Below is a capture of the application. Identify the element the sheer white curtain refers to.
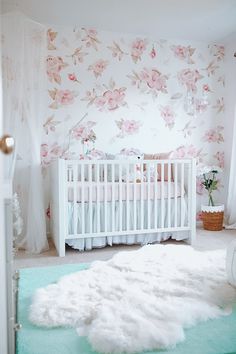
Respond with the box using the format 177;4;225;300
2;12;49;253
225;106;236;228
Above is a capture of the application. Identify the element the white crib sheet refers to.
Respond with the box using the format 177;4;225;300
66;198;188;251
68;181;181;202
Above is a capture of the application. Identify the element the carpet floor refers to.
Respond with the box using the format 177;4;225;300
17;263;236;354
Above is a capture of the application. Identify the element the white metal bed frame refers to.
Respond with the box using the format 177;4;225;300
50;158;196;256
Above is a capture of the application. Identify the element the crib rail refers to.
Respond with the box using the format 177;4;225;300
50;158;196;256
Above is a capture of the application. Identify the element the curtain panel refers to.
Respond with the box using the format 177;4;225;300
2;12;49;253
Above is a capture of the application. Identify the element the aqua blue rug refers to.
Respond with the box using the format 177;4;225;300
17;263;236;354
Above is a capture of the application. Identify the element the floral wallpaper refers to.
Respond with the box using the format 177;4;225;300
42;26;225;212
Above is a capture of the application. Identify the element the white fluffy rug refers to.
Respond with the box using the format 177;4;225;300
29;245;236;353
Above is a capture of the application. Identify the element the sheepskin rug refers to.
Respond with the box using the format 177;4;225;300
29;245;236;353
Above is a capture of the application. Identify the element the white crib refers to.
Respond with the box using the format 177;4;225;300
50;158;196;256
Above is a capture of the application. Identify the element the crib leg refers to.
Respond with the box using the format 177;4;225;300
52;231;65;257
58;242;65;257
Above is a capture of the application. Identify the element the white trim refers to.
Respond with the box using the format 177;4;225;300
201;204;224;213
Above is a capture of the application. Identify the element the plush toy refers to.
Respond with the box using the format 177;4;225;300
121;154;146;182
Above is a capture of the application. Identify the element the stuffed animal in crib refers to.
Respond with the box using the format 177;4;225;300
121;154;146;183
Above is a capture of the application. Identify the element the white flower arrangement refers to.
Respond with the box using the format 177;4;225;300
197;165;222;206
197;165;222;176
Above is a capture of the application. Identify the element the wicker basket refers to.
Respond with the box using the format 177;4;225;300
201;205;224;231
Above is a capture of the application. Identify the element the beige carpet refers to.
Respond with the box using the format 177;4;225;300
15;227;236;269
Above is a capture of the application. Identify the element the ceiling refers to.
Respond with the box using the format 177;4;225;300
2;0;236;42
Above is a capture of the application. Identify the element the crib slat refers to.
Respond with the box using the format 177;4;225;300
154;162;158;229
73;165;78;236
104;163;108;233
111;164;115;232
168;162;171;228
174;162;178;227
140;162;144;230
68;167;72;182
181;163;185;227
126;163;130;231
188;162;191;228
96;164;100;233
81;164;85;235
133;163;137;231
147;163;151;230
119;163;122;231
89;164;92;234
161;162;164;228
103;164;107;232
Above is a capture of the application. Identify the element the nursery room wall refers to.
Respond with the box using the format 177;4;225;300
42;26;225;212
2;0;230;215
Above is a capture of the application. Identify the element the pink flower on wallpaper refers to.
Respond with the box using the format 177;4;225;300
107;41;128;61
46;56;68;84
47;28;57;50
41;143;49;159
202;126;224;144
128;68;168;97
100;88;126;110
213;97;225;113
140;68;168;92
202;84;211;92
171;146;186;159
87;149;105;159
171;45;195;64
50;143;64;157
131;38;147;63
49;88;77;109
170;145;206;163
81;28;101;50
69;47;88;65
150;46;157;59
116;118;142;138
46;205;50;219
159;105;176;130
43;115;61;134
119;148;143;157
91;89;126;111
88;59;109;78
209;44;224;61
94;96;107;109
82;79;127;112
178;68;203;93
180;121;196;138
196;177;204;195
40;143;64;166
71;121;96;144
195;99;208;114
68;73;80;83
218;76;225;87
214;152;224;168
204;61;220;77
62;150;77;161
196;211;203;221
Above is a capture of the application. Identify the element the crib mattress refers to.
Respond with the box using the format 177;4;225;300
68;181;182;203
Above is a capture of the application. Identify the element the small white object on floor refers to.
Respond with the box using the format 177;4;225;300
29;244;236;354
226;240;236;287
